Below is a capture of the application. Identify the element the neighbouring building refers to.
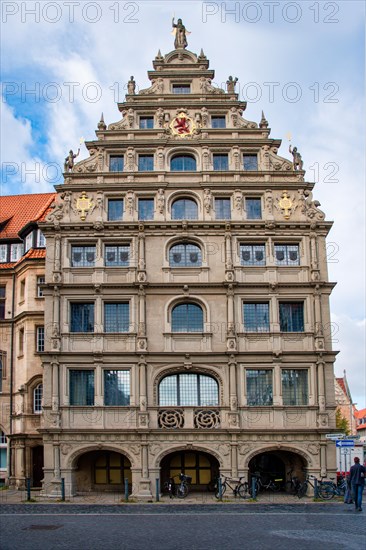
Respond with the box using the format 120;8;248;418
39;24;338;498
355;409;366;443
0;193;55;487
335;371;358;435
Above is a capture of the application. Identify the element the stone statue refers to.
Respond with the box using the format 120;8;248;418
172;17;189;49
128;76;136;95
203;189;212;213
289;145;304;171
157;189;165;214
234;190;243;212
126;190;135;215
64;149;80;172
226;76;238;93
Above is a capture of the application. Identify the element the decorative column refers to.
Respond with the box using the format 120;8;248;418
226;285;237;352
51;286;61;352
314;286;325;351
138;357;149;429
231;436;238;478
137;286;147;353
309;232;320;281
51;360;60;412
137;226;147;282
224;226;234;282
316;357;329;430
136;439;153;500
228;355;239;429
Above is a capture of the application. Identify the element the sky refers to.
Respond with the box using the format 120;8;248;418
1;0;365;408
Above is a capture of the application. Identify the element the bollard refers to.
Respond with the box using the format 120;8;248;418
125;478;129;502
61;478;65;501
314;477;318;498
218;477;222;501
156;478;160;502
26;478;31;501
251;477;257;500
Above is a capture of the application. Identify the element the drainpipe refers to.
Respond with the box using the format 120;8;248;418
8;271;16;483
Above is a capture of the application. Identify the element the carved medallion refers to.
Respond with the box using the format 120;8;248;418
170;112;196;137
75;191;94;221
277;190;294;220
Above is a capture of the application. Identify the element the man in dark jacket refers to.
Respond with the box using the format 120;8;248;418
349;457;365;511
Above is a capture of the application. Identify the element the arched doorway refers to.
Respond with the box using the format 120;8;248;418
75;450;131;493
160;450;219;492
248;450;307;491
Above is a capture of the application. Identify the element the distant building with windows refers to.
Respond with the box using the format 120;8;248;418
6;31;339;497
0;193;55;487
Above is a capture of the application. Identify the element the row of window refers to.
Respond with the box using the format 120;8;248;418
138;114;228;128
67;370;309;407
0;229;46;264
0;277;45;321
109;153;258;172
69;243;300;269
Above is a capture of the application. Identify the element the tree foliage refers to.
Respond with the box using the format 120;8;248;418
336;408;350;435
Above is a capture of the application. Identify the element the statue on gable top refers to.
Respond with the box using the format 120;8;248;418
172;17;190;49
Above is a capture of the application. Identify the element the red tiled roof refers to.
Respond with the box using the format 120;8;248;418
0;247;47;270
0;193;56;239
336;377;348;397
355;408;366;419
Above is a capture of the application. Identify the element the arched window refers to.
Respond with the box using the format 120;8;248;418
171;198;198;220
169;243;202;267
33;383;43;414
159;373;219;406
170;155;196;171
0;430;7;471
172;303;203;332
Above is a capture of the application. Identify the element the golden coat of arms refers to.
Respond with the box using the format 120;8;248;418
170;112;195;137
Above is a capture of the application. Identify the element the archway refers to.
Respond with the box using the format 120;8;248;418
160;450;219;492
248;450;307;491
75;450;131;493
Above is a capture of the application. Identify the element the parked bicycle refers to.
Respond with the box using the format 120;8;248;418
297;474;333;499
286;469;301;495
249;473;283;495
215;476;249;499
164;473;192;499
317;474;347;500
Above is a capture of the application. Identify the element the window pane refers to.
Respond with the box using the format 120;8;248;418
159;375;178;406
138;155;154;171
108;199;123;221
34;384;43;413
246;370;273;406
36;326;45;352
0;287;5;320
215;198;231;220
282;370;308;406
139;117;154;129
243;155;258;171
109;156;124;172
171;199;198;220
199;376;219;406
104;370;130;406
172;303;203;332
169;243;202;267
179;374;198;406
243;303;269;332
10;243;23;262
274;244;300;266
37;276;45;298
211;117;226;128
105;245;129;267
71;246;96;267
213;154;228;171
37;230;46;248
138;199;154;220
70;370;94;406
104;303;129;333
70;303;94;332
171;155;196;171
172;85;190;94
240;245;265;266
279;303;304;332
246;198;262;219
159;374;218;407
0;245;7;263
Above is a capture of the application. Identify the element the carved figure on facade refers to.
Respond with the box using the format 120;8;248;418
265;189;274;216
73;191;95;221
139;78;164;95
232;146;241;170
127;76;136;95
200;107;209;128
64;149;80;172
203;189;212;213
234;190;243;213
156;107;165;128
200;77;224;95
289;144;304;171
172;18;190;49
47;191;72;222
109;108;135;130
268;148;293;171
156;189;165;214
230;107;257;129
274;191;298;220
125;190;135;215
226;76;238;93
125;147;136;171
302;190;325;221
170;112;196;137
202;147;210;170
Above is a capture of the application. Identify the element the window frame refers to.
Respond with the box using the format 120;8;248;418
215;198;231;220
172;84;191;94
69;369;95;406
138;154;154;172
70;302;95;333
138;198;154;220
243;154;258;171
246;369;273;406
104;244;130;267
0;286;5;320
104;302;130;333
109;155;124;172
171;303;204;333
282;369;309;406
139;116;154;129
37;276;45;298
169;242;202;268
103;369;131;406
211;116;226;129
279;302;305;332
170;155;197;172
107;199;124;221
33;383;43;413
0;244;7;263
274;244;300;266
159;373;219;407
70;245;96;268
243;302;270;333
171;198;198;220
36;326;45;353
213;154;229;171
245;198;262;220
240;244;266;267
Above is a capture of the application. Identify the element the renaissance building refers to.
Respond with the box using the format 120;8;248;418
40;24;338;498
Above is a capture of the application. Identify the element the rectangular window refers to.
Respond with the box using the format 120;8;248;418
0;353;5;393
282;370;308;406
19;328;24;355
69;370;94;406
37;276;45;298
109;156;124;172
172;84;190;94
240;244;265;266
0;245;7;263
0;287;5;320
20;280;25;302
211;116;226;128
138;155;154;171
10;243;23;262
108;199;123;221
138;198;154;220
274;244;300;266
37;230;46;248
36;326;45;352
105;245;130;267
70;303;94;333
215;198;231;220
213;154;229;171
279;302;304;332
25;232;33;253
246;370;273;406
104;370;130;406
243;154;258;171
243;303;270;332
246;198;262;219
139;116;154;129
104;303;129;333
71;246;96;267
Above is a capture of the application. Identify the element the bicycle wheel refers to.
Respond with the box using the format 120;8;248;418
271;481;282;492
297;481;308;498
318;484;334;500
215;483;226;499
237;483;249;499
176;483;188;499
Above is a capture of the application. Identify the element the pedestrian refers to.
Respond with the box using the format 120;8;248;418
349;457;365;512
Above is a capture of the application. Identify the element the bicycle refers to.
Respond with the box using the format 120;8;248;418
317;474;347;500
297;474;333;499
249;473;283;495
215;476;249;499
163;473;192;499
286;469;301;495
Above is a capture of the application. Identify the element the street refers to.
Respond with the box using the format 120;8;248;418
0;504;364;550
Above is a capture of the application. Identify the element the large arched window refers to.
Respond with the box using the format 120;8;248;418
169;243;202;267
33;383;43;413
171;198;198;220
170;154;196;171
159;373;219;406
172;303;203;332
